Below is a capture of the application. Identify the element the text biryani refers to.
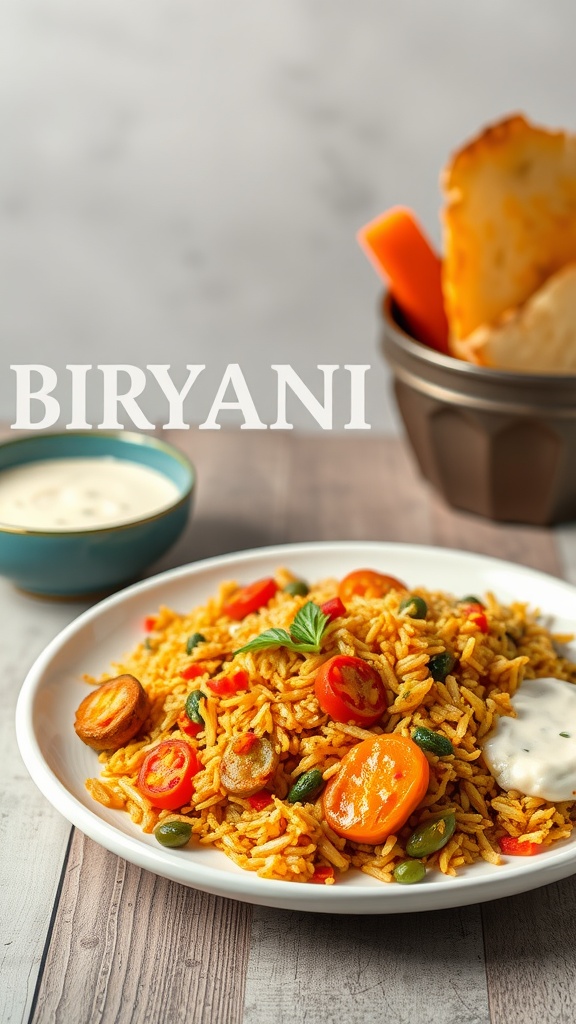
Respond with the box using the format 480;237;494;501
75;568;576;885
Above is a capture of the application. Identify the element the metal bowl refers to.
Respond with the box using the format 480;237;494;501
382;294;576;525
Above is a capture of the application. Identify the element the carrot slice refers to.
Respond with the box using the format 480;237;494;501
323;734;429;844
357;206;449;354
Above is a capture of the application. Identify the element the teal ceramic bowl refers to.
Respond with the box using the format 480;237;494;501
0;432;195;597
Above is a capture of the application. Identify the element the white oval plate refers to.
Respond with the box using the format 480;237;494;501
15;541;576;914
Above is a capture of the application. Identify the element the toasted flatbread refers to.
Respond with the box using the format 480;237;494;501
451;262;576;373
442;114;576;340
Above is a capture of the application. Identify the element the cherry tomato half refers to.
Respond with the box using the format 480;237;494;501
137;738;200;810
222;577;278;620
338;570;407;603
314;655;387;726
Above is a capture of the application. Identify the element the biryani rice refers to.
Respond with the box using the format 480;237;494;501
84;570;576;883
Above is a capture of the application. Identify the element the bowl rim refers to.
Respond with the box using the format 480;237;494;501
0;430;195;538
382;292;576;384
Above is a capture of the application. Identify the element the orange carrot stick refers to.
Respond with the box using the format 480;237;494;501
357;206;449;354
323;734;430;845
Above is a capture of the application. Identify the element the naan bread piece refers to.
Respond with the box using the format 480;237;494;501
451;262;576;373
442;114;576;340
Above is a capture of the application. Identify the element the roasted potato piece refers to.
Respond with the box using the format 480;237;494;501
74;674;150;751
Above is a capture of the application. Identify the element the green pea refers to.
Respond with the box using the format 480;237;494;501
428;651;456;681
411;727;454;757
393;859;426;885
186;633;206;655
287;768;324;804
461;595;483;607
399;595;428;619
406;812;456;858
185;690;206;725
154;820;192;848
284;580;310;597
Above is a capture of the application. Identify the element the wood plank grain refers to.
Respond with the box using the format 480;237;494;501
428;491;564;576
482;879;576;1024
154;431;293;571
30;830;251;1024
0;578;90;1024
280;435;432;543
245;906;489;1024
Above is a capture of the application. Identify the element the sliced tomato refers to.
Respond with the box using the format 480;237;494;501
137;738;200;810
223;577;278;620
499;836;540;856
314;654;387;726
320;597;346;622
338;570;407;603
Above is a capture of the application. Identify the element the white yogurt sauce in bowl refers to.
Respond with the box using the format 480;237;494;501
482;677;576;801
0;457;181;532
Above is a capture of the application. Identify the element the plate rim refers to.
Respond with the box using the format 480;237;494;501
15;539;576;914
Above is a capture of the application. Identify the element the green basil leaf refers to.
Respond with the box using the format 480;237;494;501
234;601;331;656
234;628;294;654
289;602;329;648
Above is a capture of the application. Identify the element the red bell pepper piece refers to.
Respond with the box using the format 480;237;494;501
311;865;335;884
248;790;274;811
177;712;202;738
181;664;206;680
463;603;489;633
320;597;346;622
208;670;249;696
499;836;541;856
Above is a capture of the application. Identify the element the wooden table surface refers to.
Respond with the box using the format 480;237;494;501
4;429;576;1024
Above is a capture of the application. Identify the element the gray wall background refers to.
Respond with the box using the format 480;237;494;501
1;0;575;432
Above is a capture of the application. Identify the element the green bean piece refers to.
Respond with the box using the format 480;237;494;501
428;651;456;681
185;690;207;725
154;820;192;848
399;595;428;619
393;859;426;885
411;727;454;757
406;812;456;858
186;633;206;655
283;580;310;597
287;768;324;804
